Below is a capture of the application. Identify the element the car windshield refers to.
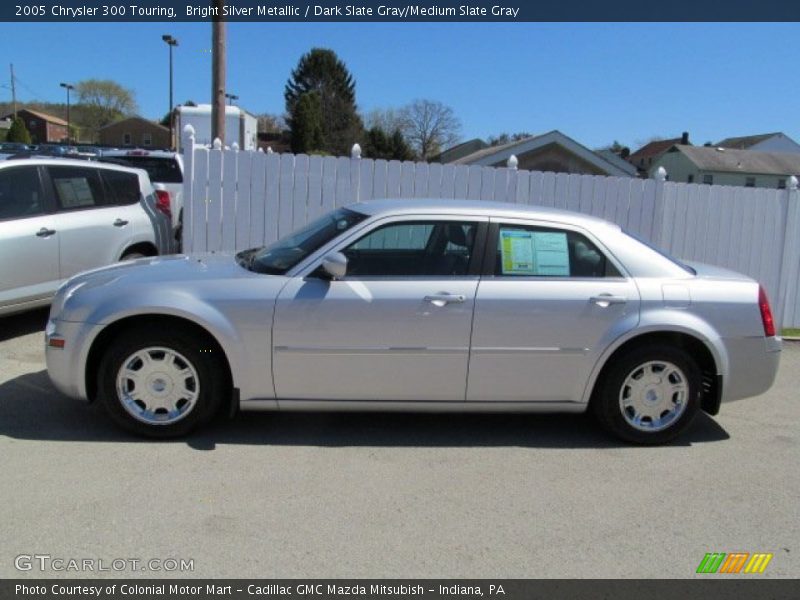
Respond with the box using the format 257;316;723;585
239;207;368;275
102;156;183;183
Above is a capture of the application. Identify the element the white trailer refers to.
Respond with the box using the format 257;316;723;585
176;104;257;152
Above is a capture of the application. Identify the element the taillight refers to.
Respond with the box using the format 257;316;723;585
155;190;172;219
758;285;775;337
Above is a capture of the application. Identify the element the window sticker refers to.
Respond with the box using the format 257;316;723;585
532;231;570;276
54;177;95;208
500;229;571;276
500;229;535;274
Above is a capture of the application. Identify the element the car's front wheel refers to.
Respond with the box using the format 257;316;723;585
593;345;701;444
97;326;226;437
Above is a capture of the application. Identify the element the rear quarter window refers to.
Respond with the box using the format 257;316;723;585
101;169;141;206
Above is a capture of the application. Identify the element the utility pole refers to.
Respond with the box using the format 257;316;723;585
162;34;179;149
10;64;17;118
60;83;74;144
211;0;226;144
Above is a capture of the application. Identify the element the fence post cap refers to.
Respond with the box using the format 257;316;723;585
351;143;362;159
182;124;195;137
257;147;264;153
655;166;667;181
789;175;799;190
507;154;518;170
231;142;239;152
212;138;222;150
266;146;274;154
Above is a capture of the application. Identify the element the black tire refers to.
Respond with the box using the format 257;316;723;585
120;250;146;261
97;325;227;438
592;344;701;445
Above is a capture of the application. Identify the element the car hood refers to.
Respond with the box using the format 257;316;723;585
52;253;289;323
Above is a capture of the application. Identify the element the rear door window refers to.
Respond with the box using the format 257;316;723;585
47;165;108;210
494;224;620;278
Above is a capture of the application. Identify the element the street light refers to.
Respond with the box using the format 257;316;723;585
59;82;74;144
162;34;178;149
225;93;238;106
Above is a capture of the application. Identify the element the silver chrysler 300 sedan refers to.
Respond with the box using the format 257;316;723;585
45;199;781;443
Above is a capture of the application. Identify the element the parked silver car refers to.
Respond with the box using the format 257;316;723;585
0;158;172;316
45;199;781;443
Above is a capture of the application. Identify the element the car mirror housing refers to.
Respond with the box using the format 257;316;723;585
320;251;348;280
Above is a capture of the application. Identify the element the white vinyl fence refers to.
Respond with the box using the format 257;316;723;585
181;126;800;328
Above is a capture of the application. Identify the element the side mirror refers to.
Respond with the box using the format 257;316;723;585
320;251;348;280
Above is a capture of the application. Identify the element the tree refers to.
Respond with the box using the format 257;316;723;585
488;132;532;147
290;92;324;154
398;99;461;160
6;117;31;144
364;107;404;135
74;79;137;137
256;113;285;134
285;48;363;156
364;126;414;161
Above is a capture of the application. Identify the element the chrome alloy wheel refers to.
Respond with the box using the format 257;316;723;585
618;360;689;432
115;347;200;425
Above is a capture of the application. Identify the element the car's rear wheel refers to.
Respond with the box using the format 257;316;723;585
97;326;226;437
593;345;701;444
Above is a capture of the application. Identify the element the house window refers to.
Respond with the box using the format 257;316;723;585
778;179;786;189
143;133;152;147
745;177;756;187
29;119;37;126
687;174;694;183
703;174;713;185
123;133;132;146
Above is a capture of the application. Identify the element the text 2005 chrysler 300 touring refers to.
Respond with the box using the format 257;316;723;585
46;199;781;443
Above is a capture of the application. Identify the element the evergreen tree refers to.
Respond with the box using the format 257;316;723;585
364;127;414;161
290;92;324;154
285;48;363;156
6;117;31;144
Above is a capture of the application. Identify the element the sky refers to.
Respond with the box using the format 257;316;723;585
1;22;799;150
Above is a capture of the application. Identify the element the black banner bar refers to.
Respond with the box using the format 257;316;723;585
2;1;799;22
3;580;800;600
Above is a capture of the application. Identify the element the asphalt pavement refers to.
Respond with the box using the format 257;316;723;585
1;308;798;578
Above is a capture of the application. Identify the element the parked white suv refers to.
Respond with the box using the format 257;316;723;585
99;150;184;236
0;158;172;316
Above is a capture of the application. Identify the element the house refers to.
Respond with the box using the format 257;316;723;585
445;130;635;177
98;116;170;149
0;109;68;143
715;132;800;154
650;144;800;189
431;138;489;163
627;132;690;176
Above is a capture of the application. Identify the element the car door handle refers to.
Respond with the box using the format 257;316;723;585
36;228;56;237
590;294;627;307
113;219;129;227
424;294;466;307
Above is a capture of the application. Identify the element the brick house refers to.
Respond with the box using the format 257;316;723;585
1;109;68;143
98;117;171;149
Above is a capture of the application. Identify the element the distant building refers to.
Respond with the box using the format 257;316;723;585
443;130;635;177
431;138;489;163
0;108;68;144
627;132;690;176
650;144;800;189
715;132;800;154
98;117;170;149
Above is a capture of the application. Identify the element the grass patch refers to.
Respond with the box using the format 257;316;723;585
782;328;800;337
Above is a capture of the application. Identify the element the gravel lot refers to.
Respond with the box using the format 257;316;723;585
1;308;798;578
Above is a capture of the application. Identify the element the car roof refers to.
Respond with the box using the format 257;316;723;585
349;198;617;229
0;156;147;176
102;149;178;158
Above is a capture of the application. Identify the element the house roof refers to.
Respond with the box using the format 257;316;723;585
448;130;633;177
668;144;800;176
98;116;169;132
715;132;781;149
433;138;488;163
628;138;683;161
1;108;68;127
